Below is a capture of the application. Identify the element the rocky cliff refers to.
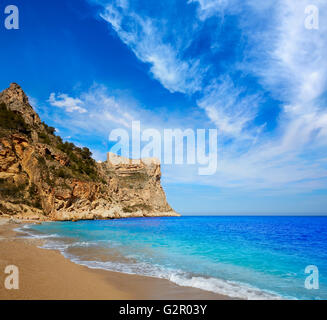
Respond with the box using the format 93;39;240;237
0;83;179;221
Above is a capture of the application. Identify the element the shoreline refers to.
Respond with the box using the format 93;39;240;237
0;218;230;300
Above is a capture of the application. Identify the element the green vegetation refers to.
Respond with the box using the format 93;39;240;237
123;204;152;213
0;103;30;135
0;101;100;183
42;122;56;135
0;178;42;209
56;142;98;181
28;182;38;197
56;167;73;179
37;155;47;167
119;171;147;190
38;131;51;144
24;182;42;210
37;123;99;182
0;178;27;198
28;182;42;209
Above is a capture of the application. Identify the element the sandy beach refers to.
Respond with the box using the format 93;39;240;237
0;218;229;300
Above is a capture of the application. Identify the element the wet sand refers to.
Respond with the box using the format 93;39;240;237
0;218;230;300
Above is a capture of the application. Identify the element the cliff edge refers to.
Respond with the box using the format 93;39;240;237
0;83;179;221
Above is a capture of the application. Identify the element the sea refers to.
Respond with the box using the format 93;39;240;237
18;216;327;300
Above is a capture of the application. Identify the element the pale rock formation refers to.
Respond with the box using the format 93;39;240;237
0;83;179;221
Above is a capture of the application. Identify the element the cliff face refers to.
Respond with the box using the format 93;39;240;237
0;83;179;221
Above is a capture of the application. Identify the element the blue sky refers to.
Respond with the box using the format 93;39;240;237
1;0;327;214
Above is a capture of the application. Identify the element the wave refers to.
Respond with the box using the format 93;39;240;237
14;225;60;239
37;242;283;299
17;224;285;300
67;256;282;300
168;274;282;300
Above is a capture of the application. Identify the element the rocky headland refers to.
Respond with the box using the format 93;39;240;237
0;83;179;221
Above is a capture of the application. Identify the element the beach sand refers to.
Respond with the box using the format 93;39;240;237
0;218;229;300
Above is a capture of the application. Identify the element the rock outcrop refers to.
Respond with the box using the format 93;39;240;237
0;83;179;221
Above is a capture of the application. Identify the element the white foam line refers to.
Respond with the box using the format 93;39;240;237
14;224;60;239
44;241;285;300
18;226;290;300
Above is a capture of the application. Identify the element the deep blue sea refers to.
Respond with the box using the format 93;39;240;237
20;216;327;300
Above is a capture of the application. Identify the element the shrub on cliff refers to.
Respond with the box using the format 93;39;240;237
0;102;30;135
56;142;98;181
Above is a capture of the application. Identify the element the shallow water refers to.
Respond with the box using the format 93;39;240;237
21;216;327;300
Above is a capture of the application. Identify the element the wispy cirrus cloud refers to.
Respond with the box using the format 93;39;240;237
241;0;327;152
189;0;230;20
194;0;327;191
98;1;205;94
197;76;262;138
91;0;259;138
85;0;327;195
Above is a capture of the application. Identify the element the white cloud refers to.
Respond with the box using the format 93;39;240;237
48;93;87;114
99;2;204;94
249;0;326;104
83;0;327;194
96;0;259;140
210;0;327;191
48;84;140;132
188;0;229;20
163;0;327;192
197;76;261;138
242;0;327;157
81;86;134;128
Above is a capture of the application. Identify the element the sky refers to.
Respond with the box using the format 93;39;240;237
0;0;327;215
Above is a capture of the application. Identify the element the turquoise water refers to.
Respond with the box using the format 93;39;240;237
22;216;327;299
